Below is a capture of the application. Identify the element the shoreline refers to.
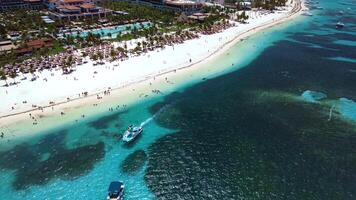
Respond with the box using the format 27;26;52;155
0;0;304;133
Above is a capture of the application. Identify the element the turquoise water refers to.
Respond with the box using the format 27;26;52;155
301;90;327;102
67;22;151;38
1;0;356;199
333;39;356;46
0;98;170;199
328;56;356;63
337;98;356;121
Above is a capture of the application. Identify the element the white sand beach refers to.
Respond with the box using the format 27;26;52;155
0;0;304;137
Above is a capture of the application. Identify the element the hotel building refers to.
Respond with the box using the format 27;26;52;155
0;0;44;10
46;0;112;20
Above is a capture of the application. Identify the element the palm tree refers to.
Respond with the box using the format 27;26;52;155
82;52;88;57
9;72;17;84
110;49;117;58
98;52;104;61
91;53;99;61
19;66;26;79
142;41;147;51
0;70;8;86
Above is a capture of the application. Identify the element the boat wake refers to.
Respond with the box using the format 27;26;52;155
140;104;169;127
140;117;153;127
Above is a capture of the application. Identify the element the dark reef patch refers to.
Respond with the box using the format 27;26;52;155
149;102;181;129
145;8;356;199
146;87;356;199
101;130;123;140
0;129;105;190
121;150;147;174
87;111;127;130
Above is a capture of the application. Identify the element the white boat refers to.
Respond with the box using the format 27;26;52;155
335;22;345;29
107;181;124;200
122;125;143;142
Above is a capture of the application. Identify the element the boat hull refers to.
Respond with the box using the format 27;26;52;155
122;128;143;142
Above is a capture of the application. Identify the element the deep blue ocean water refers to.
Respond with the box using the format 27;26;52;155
0;0;356;199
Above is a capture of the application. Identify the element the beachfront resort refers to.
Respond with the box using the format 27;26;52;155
0;0;294;117
0;0;288;74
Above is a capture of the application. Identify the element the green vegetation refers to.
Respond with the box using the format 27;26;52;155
254;0;288;10
0;2;228;69
0;10;47;39
102;1;228;32
0;0;287;76
101;1;176;25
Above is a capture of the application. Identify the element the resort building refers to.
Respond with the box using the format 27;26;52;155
46;0;113;20
0;40;16;54
16;38;53;55
0;0;44;10
187;12;210;21
237;0;252;9
164;0;203;12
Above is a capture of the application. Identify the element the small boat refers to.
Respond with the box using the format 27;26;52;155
107;181;124;200
122;125;143;142
335;22;345;29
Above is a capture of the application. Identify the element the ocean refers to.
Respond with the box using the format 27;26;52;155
0;0;355;199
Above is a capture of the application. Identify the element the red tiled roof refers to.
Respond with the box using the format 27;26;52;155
64;5;80;10
17;38;53;54
80;3;95;9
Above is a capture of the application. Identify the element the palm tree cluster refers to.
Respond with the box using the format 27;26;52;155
100;1;176;27
235;11;249;22
253;0;288;10
0;48;84;85
83;44;128;63
0;9;47;39
194;20;233;35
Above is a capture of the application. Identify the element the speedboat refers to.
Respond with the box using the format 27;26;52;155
107;181;124;200
122;125;143;142
335;22;345;29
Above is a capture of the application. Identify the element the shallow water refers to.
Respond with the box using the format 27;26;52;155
1;0;356;199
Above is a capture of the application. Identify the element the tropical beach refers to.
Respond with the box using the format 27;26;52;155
0;0;302;131
1;0;356;199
